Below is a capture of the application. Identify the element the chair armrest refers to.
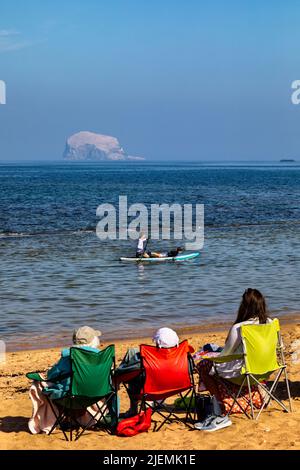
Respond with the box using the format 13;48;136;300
26;371;70;382
202;353;244;363
26;372;45;381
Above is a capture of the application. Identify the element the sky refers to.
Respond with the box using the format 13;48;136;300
0;0;299;161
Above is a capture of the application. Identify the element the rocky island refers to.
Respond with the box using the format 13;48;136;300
63;131;144;161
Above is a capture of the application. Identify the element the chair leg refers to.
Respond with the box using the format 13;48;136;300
46;396;69;441
246;375;254;419
262;370;283;410
218;377;252;419
141;390;196;432
253;372;290;420
283;367;293;412
180;389;196;425
48;412;67;439
75;393;118;441
69;401;73;442
101;394;118;433
139;397;145;413
143;398;173;432
146;400;171;431
190;390;197;424
154;396;195;431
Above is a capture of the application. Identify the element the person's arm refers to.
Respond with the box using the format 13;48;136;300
221;324;241;355
47;350;71;382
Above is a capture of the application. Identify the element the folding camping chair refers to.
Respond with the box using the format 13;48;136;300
27;344;117;441
208;319;292;420
137;340;196;431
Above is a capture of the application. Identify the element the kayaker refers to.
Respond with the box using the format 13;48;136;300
136;233;149;258
167;246;184;257
148;247;184;258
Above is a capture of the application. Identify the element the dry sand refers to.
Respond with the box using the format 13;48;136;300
0;319;299;450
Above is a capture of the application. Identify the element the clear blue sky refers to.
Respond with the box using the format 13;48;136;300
0;0;299;161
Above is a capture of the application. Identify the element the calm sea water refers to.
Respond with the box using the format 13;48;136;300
0;162;299;350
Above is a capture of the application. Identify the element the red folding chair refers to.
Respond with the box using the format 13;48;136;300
138;340;196;431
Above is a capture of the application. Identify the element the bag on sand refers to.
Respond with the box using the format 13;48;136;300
195;394;222;421
116;408;152;437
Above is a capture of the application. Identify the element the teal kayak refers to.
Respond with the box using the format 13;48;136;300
120;252;200;263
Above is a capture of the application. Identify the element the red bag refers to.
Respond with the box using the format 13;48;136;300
116;408;152;437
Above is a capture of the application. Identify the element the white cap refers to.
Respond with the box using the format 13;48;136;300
152;327;179;348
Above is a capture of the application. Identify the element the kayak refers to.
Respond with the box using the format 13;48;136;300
120;252;200;263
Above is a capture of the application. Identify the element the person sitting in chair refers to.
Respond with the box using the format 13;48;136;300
116;327;191;417
28;326;103;434
196;288;273;429
45;326;102;399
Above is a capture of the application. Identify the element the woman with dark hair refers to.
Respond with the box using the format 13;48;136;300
195;289;273;429
220;288;270;359
233;288;268;325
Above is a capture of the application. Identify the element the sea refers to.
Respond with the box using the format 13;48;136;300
0;161;299;350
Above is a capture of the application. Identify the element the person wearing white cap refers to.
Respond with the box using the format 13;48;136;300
119;327;182;418
152;327;179;348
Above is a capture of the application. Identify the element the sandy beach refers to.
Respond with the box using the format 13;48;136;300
0;317;299;451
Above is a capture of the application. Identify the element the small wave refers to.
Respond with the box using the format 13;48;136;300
0;232;31;238
205;220;300;229
0;219;299;239
0;227;96;239
71;228;95;234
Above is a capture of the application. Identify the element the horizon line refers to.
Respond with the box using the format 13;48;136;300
0;159;299;165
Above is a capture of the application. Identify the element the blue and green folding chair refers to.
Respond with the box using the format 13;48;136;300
27;344;117;441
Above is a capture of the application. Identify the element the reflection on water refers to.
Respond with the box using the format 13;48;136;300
137;264;145;279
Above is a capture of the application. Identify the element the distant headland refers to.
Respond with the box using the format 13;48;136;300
280;159;295;162
63;131;145;161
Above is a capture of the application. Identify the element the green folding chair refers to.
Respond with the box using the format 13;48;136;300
208;319;292;419
27;344;117;441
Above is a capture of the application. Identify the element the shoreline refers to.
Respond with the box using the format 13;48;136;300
4;311;300;353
